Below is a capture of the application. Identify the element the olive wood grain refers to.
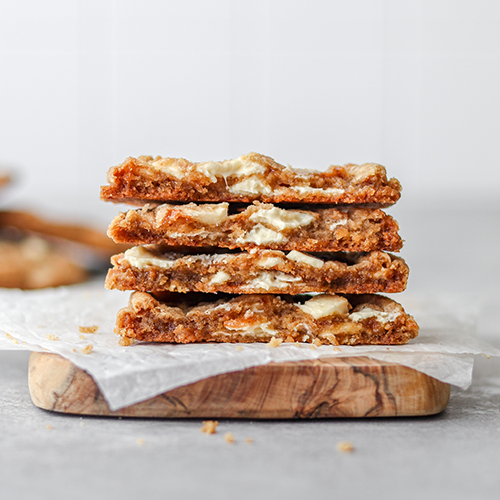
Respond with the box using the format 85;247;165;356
28;352;450;418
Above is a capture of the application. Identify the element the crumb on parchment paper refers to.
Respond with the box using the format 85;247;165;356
46;334;60;341
235;345;243;351
224;432;235;444
137;438;145;446
200;420;218;434
267;337;282;348
80;344;93;354
119;336;134;346
5;333;19;344
46;425;53;430
79;325;99;334
245;437;253;444
336;441;354;453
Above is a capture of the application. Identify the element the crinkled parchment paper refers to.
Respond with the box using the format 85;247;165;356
0;281;498;411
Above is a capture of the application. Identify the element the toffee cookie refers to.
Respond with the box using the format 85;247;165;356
106;246;408;295
107;202;402;252
101;153;401;206
115;292;418;346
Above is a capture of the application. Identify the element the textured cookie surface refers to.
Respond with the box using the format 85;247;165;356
115;292;419;346
107;202;402;252
106;246;408;294
101;153;401;205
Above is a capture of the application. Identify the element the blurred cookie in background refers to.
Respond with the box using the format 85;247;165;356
0;210;130;289
0;172;128;288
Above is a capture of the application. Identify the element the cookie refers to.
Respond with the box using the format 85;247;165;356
101;153;401;206
105;246;408;295
115;291;418;346
0;236;87;289
107;202;402;252
0;210;128;256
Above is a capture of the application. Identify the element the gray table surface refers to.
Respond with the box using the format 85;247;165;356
1;200;500;500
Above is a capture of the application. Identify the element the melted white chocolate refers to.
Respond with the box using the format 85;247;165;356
249;206;314;231
287;250;324;268
298;295;349;319
349;307;400;323
123;246;175;269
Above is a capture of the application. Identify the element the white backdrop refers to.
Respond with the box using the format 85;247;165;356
1;0;499;224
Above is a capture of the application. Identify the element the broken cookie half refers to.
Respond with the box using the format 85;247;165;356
106;246;409;295
115;292;418;346
101;152;401;206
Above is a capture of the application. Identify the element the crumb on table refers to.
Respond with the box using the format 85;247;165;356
200;420;219;434
336;441;354;453
118;336;134;346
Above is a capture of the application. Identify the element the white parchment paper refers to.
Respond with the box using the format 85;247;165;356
0;281;498;410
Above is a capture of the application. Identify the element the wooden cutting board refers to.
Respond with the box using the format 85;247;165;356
28;352;450;418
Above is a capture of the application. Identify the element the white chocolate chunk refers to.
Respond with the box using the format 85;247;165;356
329;219;348;230
287;250;324;269
247;272;302;291
180;203;229;225
123;246;175;269
298;295;349;319
229;177;272;195
195;156;266;182
258;256;283;268
349;306;400;324
249;206;314;231
209;271;231;285
236;224;285;245
350;163;381;183
151;159;186;180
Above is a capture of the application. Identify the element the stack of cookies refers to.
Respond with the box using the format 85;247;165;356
102;153;418;346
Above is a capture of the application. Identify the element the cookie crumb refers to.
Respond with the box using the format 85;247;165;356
245;437;253;444
72;348;77;353
46;334;60;341
333;347;342;352
80;344;93;354
313;339;322;347
309;344;317;350
285;335;295;343
119;336;134;346
79;325;99;334
235;346;243;351
137;438;145;446
79;335;86;340
336;441;354;453
267;337;283;348
200;420;219;434
224;432;235;444
46;424;53;430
